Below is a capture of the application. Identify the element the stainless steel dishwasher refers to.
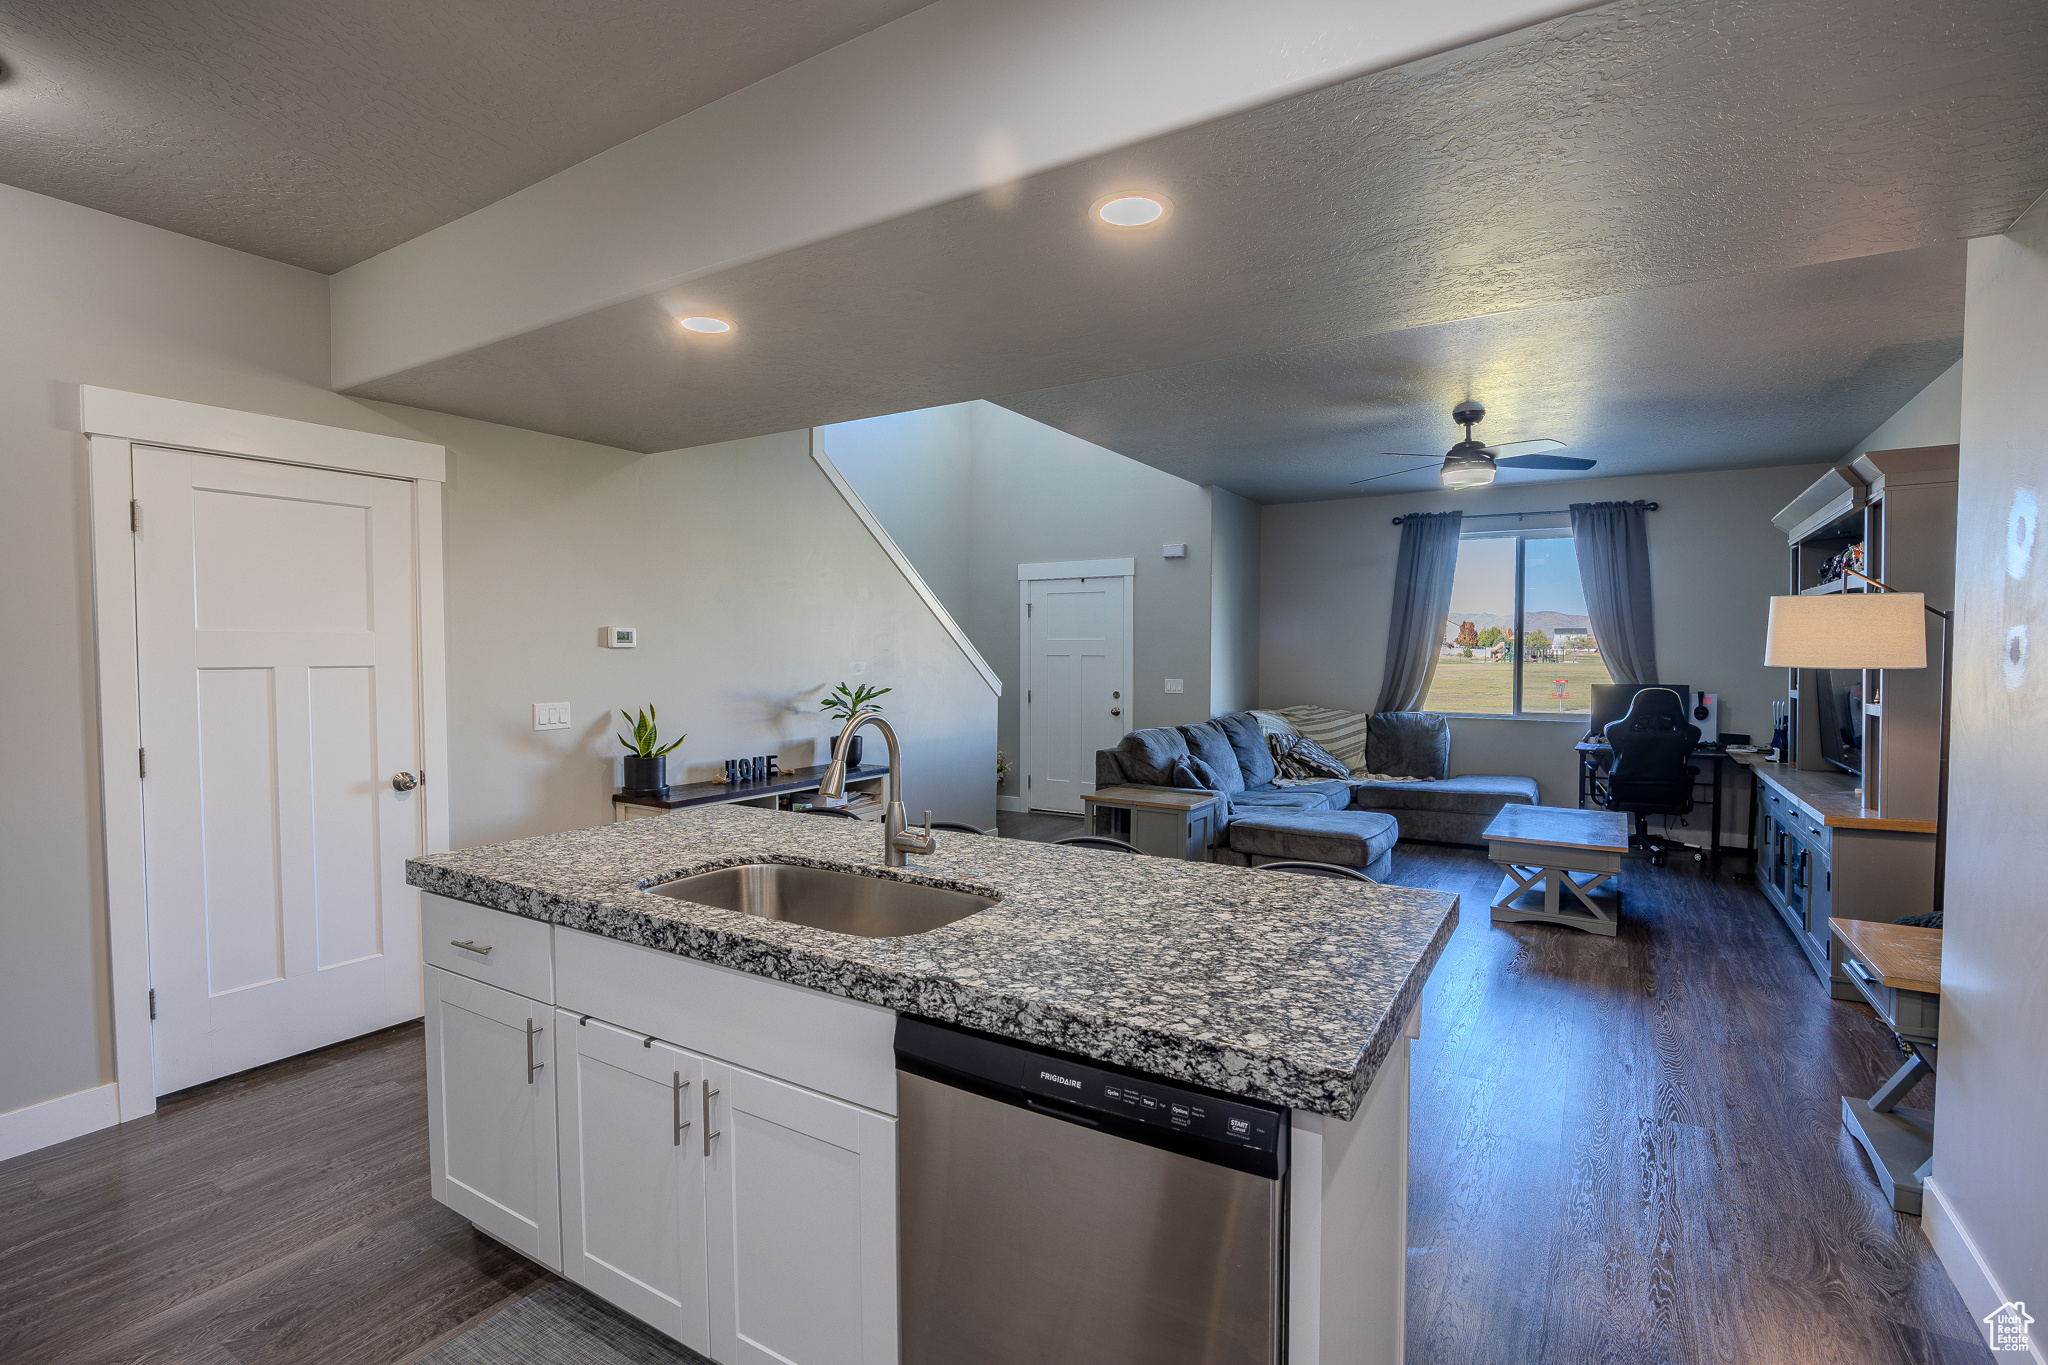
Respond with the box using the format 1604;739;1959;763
896;1016;1289;1365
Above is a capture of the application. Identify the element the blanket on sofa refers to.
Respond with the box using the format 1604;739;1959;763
1251;707;1424;785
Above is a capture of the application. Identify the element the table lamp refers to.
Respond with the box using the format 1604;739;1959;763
1762;567;1950;912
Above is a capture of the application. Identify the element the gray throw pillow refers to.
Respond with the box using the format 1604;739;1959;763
1178;720;1247;794
1215;712;1278;789
1269;731;1351;779
1115;726;1190;786
1169;757;1233;820
1368;711;1451;780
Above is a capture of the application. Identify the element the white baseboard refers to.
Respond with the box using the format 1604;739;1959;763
997;795;1027;813
0;1083;121;1164
1924;1174;2045;1362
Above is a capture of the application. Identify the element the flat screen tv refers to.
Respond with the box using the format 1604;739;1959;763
1813;669;1863;774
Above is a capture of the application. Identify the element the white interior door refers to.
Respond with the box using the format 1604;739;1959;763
1025;576;1130;814
134;445;425;1094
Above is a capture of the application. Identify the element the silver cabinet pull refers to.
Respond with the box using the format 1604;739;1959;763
450;939;492;955
673;1071;692;1147
525;1018;545;1084
703;1084;721;1156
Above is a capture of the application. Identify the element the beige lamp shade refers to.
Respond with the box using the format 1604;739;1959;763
1763;592;1928;669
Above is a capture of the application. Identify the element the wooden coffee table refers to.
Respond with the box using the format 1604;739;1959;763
1484;805;1630;936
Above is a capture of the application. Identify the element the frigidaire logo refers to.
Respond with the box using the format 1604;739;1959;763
1039;1070;1082;1089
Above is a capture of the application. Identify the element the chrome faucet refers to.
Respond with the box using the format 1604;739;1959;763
818;711;934;867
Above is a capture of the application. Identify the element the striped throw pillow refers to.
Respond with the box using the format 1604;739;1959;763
1274;705;1373;771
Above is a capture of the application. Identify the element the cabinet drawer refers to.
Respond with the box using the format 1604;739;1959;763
425;893;554;1003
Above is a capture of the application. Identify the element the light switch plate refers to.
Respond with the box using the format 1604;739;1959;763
1161;543;1187;559
534;702;571;731
1164;678;1184;694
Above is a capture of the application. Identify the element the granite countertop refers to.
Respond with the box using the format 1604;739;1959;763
406;806;1458;1119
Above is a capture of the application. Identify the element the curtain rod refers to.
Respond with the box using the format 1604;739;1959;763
1391;500;1657;526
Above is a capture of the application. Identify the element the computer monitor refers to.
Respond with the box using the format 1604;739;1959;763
1589;683;1691;738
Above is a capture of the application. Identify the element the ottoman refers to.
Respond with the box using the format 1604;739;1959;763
1224;809;1400;882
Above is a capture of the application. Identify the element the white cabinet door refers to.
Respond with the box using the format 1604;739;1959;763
557;1012;710;1353
707;1061;899;1365
424;966;560;1270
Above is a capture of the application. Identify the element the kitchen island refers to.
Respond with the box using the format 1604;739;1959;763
408;805;1458;1365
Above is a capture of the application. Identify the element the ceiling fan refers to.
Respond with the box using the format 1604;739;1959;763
1350;400;1596;489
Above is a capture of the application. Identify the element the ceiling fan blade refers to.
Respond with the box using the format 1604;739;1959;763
1348;465;1437;486
1377;451;1441;459
1494;454;1598;470
1480;439;1566;456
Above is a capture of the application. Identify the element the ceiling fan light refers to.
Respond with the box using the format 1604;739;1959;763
1441;456;1496;489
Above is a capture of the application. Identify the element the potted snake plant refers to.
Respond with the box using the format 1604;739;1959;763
820;682;890;769
617;705;685;797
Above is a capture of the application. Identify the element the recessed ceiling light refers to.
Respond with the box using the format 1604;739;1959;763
1094;193;1168;227
678;316;732;334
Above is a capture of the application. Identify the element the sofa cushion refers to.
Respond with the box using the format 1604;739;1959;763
1215;712;1278;789
1269;731;1351;780
1227;809;1400;867
1179;720;1246;794
1167;756;1233;819
1347;773;1538;814
1368;711;1451;779
1112;726;1189;787
1229;785;1338;813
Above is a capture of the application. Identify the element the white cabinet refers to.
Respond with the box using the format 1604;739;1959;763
424;965;561;1270
707;1061;899;1365
557;1011;710;1353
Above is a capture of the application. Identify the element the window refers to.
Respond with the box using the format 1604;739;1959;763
1422;529;1612;718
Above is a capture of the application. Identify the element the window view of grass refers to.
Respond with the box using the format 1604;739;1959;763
1423;532;1612;716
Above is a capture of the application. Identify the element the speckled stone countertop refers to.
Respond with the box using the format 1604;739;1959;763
406;806;1458;1119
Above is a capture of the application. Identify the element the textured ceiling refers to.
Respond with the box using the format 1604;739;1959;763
344;0;2048;464
0;0;932;271
996;244;1965;503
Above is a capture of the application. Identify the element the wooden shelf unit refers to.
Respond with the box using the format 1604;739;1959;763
1760;446;1954;997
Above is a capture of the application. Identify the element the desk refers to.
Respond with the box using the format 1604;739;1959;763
1831;917;1941;1214
1575;742;1741;867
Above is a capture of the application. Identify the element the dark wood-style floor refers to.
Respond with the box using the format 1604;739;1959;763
0;829;1987;1364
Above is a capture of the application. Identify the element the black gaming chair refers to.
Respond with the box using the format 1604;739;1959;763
1599;687;1703;866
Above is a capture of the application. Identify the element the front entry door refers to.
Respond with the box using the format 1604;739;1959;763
1025;576;1129;814
134;446;425;1094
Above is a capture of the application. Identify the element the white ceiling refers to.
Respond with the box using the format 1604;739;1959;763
339;0;2048;479
995;243;1966;504
0;0;932;271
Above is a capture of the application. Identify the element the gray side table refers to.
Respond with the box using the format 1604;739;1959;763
1081;786;1222;861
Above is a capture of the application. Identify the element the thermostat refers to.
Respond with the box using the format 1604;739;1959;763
605;625;638;649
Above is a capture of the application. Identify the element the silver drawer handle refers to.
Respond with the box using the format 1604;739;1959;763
450;939;493;955
525;1018;545;1083
674;1071;692;1147
1843;956;1879;987
703;1084;721;1156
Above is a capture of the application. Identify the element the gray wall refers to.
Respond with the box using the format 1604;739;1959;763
1933;199;2047;1324
1209;485;1262;715
0;181;990;1122
822;401;1223;800
1259;464;1827;806
1848;358;1961;461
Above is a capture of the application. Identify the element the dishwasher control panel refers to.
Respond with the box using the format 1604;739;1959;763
1020;1061;1282;1153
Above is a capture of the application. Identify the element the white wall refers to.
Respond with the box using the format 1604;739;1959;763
1926;197;2047;1338
0;181;989;1126
822;401;1227;800
1847;358;1962;460
1259;465;1826;805
1210;484;1263;715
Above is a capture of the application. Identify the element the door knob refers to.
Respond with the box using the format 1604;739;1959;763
1110;707;1122;717
391;771;421;792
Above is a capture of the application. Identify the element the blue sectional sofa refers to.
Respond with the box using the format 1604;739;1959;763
1095;708;1538;875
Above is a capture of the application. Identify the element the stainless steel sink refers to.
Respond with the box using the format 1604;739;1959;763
645;862;996;938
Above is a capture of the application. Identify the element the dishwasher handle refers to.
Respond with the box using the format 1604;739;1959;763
1025;1096;1104;1128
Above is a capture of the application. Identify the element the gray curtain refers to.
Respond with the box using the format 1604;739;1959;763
1570;500;1658;684
1375;511;1464;713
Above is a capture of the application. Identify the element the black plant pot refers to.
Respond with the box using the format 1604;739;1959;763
840;733;864;770
622;754;668;797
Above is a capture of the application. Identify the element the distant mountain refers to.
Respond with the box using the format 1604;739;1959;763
1443;610;1591;644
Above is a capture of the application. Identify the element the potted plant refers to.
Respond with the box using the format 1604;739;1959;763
820;682;891;769
617;705;685;796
